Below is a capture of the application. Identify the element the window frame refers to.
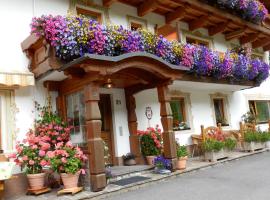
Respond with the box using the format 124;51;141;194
170;90;193;132
181;30;214;49
76;7;103;23
210;93;230;127
249;100;270;124
127;15;147;31
186;36;210;47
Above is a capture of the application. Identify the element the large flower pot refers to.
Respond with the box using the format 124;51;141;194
204;149;228;162
243;142;265;152
60;171;80;189
146;156;156;166
265;141;270;148
176;156;188;170
27;173;46;190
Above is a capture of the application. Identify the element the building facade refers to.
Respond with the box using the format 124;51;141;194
1;0;270;193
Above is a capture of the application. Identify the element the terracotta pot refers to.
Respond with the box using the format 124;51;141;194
61;171;80;189
146;156;156;166
176;156;188;170
27;173;46;190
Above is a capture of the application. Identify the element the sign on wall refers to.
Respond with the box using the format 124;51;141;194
145;106;153;127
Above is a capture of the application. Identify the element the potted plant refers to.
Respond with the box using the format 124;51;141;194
122;153;136;166
176;144;188;170
202;130;237;162
264;132;270;148
48;141;87;189
153;155;171;174
243;131;266;151
12;131;50;190
137;125;163;165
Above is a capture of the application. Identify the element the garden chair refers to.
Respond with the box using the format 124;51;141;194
239;121;256;141
200;123;222;142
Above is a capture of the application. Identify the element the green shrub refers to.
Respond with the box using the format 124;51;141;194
244;131;270;143
260;132;270;142
202;139;224;152
224;138;237;151
176;145;188;158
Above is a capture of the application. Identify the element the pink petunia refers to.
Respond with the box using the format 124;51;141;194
61;157;67;163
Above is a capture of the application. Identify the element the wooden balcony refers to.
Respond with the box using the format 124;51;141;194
104;0;270;50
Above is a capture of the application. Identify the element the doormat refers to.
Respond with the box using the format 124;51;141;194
111;176;151;186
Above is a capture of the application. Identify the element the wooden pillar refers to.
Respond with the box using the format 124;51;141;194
157;85;177;170
268;120;270;132
125;92;144;164
201;125;205;142
84;84;106;192
239;122;244;141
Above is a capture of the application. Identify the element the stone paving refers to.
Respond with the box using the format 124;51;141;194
10;149;268;200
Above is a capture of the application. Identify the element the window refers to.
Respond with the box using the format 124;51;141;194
213;98;228;126
170;98;190;131
249;100;270;123
130;22;143;31
186;37;209;47
76;7;102;23
127;16;147;31
251;53;264;60
66;91;87;147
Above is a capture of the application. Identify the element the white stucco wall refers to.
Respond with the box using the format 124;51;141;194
0;0;269;154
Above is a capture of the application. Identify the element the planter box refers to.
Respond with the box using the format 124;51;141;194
204;149;228;162
243;142;265;152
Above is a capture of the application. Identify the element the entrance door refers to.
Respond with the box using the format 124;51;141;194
99;94;114;166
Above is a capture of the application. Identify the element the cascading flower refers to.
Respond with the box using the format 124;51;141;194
30;14;270;84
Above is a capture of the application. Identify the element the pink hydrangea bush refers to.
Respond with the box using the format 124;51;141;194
9;131;50;174
47;141;87;174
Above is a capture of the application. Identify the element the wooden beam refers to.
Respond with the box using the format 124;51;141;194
138;0;158;17
252;38;270;49
103;0;117;7
189;14;209;31
209;21;229;36
240;33;258;44
157;24;176;37
166;6;186;24
225;29;246;40
263;44;270;51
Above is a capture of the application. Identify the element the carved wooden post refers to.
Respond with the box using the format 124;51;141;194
239;122;244;141
125;92;144;164
201;125;205;142
84;84;106;192
157;85;177;170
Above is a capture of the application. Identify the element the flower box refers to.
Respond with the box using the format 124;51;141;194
243;142;265;152
204;149;228;162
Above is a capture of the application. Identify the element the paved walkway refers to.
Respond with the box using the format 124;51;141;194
106;151;270;200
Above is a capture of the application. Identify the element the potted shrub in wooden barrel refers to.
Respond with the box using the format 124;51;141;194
48;141;87;189
176;144;188;170
137;125;163;165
